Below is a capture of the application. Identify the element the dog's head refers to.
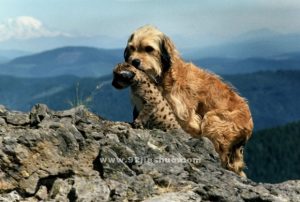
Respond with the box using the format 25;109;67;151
124;25;179;82
112;63;138;89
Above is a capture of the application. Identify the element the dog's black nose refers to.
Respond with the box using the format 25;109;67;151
132;59;141;68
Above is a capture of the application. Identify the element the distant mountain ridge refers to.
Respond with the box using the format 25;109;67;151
0;34;125;52
0;56;8;64
1;46;300;77
195;52;300;74
10;46;120;65
0;46;123;77
185;30;300;59
0;49;31;60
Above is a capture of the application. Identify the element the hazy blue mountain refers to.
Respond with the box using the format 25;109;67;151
0;35;125;53
0;75;79;111
0;49;31;60
0;74;132;122
29;75;132;122
1;70;300;130
0;46;123;77
245;120;300;183
1;45;299;77
0;56;9;64
235;28;280;41
185;30;300;59
194;52;300;74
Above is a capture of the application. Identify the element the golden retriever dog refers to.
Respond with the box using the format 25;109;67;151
124;25;253;177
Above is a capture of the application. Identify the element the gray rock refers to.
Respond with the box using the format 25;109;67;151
35;185;48;200
72;176;110;202
144;191;201;202
6;111;30;125
0;191;22;202
0;104;299;201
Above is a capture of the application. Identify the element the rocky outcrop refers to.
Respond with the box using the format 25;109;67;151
0;104;299;201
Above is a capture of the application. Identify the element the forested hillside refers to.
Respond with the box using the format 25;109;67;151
245;121;300;183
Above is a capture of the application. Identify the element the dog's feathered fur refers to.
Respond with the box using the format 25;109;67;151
125;25;253;176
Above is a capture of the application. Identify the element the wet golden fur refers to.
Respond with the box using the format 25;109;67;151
124;25;253;176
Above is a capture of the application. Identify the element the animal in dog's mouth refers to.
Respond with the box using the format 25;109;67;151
112;62;181;131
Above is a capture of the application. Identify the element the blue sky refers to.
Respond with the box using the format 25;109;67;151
0;0;300;51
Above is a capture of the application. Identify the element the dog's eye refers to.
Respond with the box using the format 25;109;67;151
129;45;135;51
145;46;154;53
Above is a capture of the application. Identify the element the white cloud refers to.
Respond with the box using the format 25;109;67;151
0;16;70;42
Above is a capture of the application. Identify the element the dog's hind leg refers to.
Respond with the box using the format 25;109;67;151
200;109;252;176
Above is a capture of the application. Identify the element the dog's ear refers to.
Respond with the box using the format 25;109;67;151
124;47;129;62
124;34;135;61
160;35;176;72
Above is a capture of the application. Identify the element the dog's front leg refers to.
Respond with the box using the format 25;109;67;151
184;110;203;136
